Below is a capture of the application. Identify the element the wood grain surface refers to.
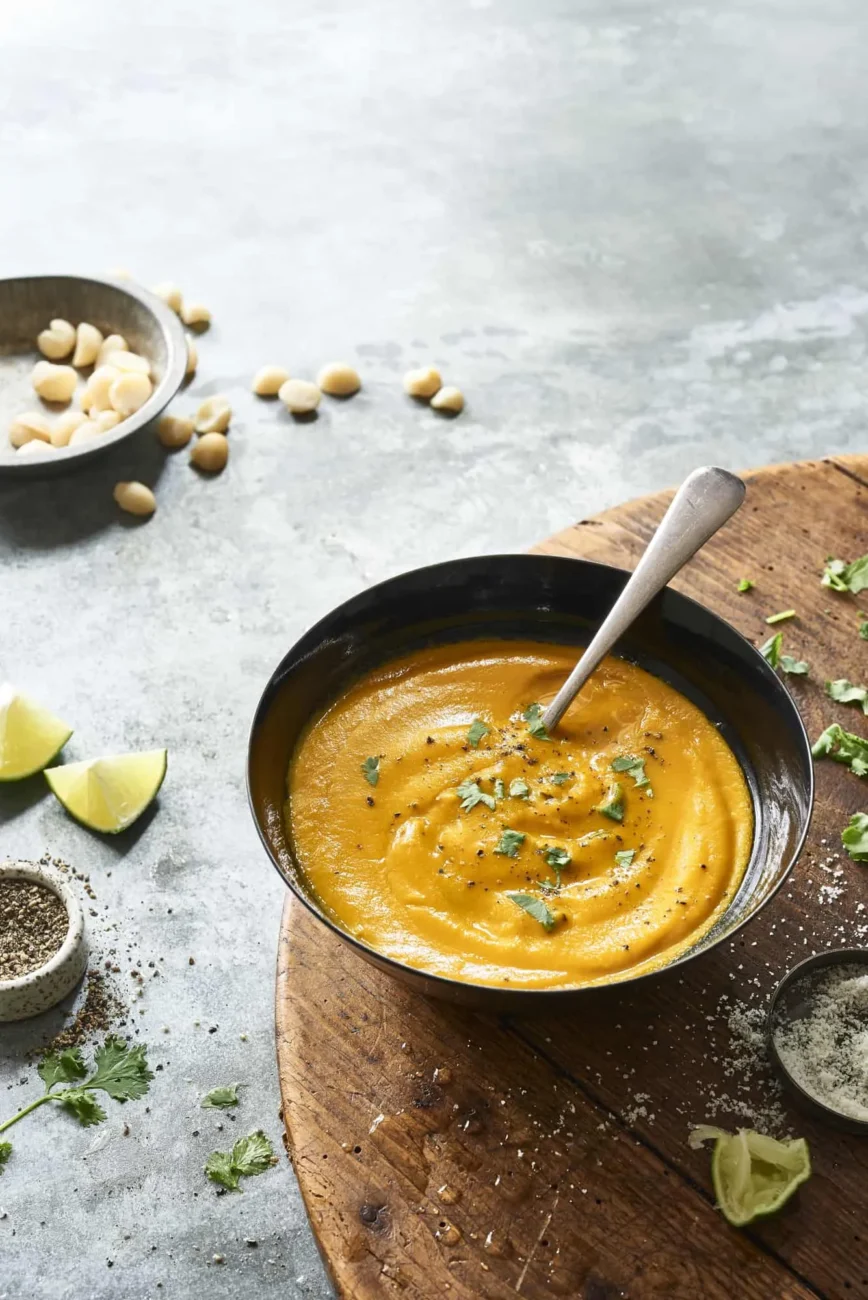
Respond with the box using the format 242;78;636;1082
276;456;868;1300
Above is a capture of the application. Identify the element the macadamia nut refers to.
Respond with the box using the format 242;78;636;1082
181;302;210;328
113;481;156;516
194;396;231;434
37;319;76;361
158;414;194;449
317;362;361;397
109;372;152;416
32;361;77;404
97;334;128;367
190;432;228;472
72;322;103;368
252;366;290;396
80;365;120;413
104;350;151;377
279;378;321;414
185;336;198;377
152;282;183;314
51;410;87;447
430;385;464;414
9;412;52;448
403;367;442;399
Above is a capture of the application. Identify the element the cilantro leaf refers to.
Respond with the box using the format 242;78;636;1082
860;620;868;641
842;812;868;863
765;609;796;625
86;1038;153;1102
596;781;624;822
230;1130;276;1176
779;655;809;675
205;1130;277;1192
467;719;490;748
822;554;868;594
494;829;525;857
812;723;868;776
0;1142;11;1173
544;845;571;887
614;849;636;868
509;778;530;799
611;754;650;789
457;778;496;812
205;1150;241;1191
59;1089;107;1127
551;772;570;785
361;756;379;787
737;579;754;593
201;1084;241;1109
506;892;556;931
826;679;868;715
39;1048;87;1091
523;703;550;741
760;633;782;668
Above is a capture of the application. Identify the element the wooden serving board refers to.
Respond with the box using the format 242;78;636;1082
276;456;868;1300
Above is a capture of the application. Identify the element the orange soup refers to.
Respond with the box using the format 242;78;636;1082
286;640;753;990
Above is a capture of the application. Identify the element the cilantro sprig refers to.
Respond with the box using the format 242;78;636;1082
506;892;557;932
205;1129;277;1192
822;554;868;595
812;723;868;776
494;829;525;857
842;812;868;863
457;778;496;812
737;578;754;593
0;1039;152;1173
467;719;490;749
826;679;868;716
596;781;624;822
611;754;651;790
361;756;380;787
759;633;808;675
544;845;571;887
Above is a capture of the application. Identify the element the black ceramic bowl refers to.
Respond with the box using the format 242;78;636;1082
248;554;814;1009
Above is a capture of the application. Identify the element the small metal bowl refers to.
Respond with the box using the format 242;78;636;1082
768;948;868;1135
0;274;188;477
0;859;88;1022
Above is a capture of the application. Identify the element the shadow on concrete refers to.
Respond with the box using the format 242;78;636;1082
0;424;169;551
0;772;49;824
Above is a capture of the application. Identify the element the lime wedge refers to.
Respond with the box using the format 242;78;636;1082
0;683;73;780
709;1129;811;1227
45;750;167;833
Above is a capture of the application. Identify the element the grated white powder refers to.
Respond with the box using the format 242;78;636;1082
773;963;868;1122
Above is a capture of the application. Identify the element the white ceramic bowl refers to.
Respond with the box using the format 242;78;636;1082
0;859;88;1022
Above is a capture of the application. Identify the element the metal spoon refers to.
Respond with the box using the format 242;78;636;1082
541;465;746;733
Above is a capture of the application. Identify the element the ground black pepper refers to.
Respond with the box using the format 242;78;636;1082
0;880;69;981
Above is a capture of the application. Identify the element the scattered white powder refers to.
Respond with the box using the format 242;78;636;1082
773;964;868;1122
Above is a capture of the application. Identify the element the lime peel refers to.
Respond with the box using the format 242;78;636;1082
0;684;73;781
691;1125;811;1227
45;749;167;834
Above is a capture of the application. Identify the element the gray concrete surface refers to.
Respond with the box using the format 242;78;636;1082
1;0;867;1295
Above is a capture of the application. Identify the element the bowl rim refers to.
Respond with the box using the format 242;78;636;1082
0;858;85;992
767;946;868;1134
0;272;188;475
248;552;815;1002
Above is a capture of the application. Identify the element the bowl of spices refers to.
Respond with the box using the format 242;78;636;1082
0;859;87;1022
768;949;868;1134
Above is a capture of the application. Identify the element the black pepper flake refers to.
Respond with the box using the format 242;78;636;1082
366;796;374;807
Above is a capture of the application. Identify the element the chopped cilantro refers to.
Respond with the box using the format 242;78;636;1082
523;703;550;741
737;579;754;593
506;892;556;932
202;1083;241;1109
596;781;624;822
544;845;571;886
812;723;868;776
759;633;782;669
205;1130;277;1192
509;777;530;799
822;554;868;595
614;849;636;868
467;719;490;748
361;756;380;787
0;1142;11;1172
611;754;650;789
779;655;809;675
494;829;525;857
842;812;868;863
826;679;868;715
457;778;496;811
860;621;868;641
765;609;796;625
551;772;570;785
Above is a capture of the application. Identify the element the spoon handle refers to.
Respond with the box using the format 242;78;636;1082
541;465;746;732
